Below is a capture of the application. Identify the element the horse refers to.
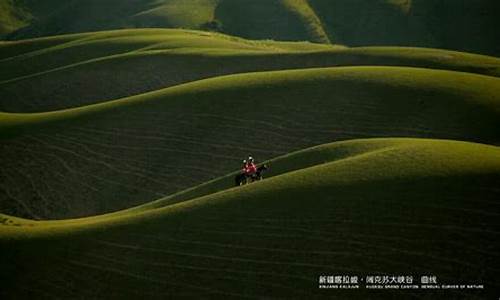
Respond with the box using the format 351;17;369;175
234;164;269;186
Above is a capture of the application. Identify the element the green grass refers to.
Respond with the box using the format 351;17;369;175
1;66;499;219
0;6;498;297
1;138;499;298
0;0;29;36
1;29;499;112
2;1;498;56
0;29;334;79
130;137;500;212
132;0;219;29
3;0;219;39
215;0;321;43
282;0;331;43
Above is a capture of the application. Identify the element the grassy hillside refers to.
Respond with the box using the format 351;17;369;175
1;1;498;56
215;0;328;43
1;29;499;112
130;137;500;212
1;138;499;298
1;0;219;39
0;0;29;35
0;2;498;297
1;66;499;219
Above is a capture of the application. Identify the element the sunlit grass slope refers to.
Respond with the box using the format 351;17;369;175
1;29;499;112
1;66;499;220
1;138;499;298
131;137;500;212
0;0;29;35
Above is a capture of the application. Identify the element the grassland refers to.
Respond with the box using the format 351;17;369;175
1;29;499;112
0;17;498;298
0;0;29;35
0;0;219;39
2;0;499;56
1;138;499;298
1;62;499;220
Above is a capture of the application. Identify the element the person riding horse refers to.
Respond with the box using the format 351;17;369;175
244;156;257;177
235;156;268;186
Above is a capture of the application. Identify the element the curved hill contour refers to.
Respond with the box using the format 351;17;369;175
1;138;499;298
1;30;500;113
1;66;499;219
0;3;498;298
2;0;499;56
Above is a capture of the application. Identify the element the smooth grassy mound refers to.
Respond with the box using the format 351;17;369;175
1;138;499;298
1;29;499;112
1;66;499;219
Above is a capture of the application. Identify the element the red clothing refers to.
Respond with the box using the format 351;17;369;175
244;163;257;175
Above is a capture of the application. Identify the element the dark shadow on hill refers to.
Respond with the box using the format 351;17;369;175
309;0;500;56
3;0;170;40
408;0;500;57
214;0;312;42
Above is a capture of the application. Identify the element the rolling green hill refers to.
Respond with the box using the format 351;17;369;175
0;2;498;297
1;0;499;56
0;0;498;296
1;138;499;298
1;29;499;112
1;66;499;220
0;0;219;39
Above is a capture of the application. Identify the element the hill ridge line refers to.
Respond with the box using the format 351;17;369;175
1;137;499;235
1;65;499;119
3;45;500;87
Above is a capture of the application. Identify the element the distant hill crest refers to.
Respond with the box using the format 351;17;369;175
0;0;498;56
